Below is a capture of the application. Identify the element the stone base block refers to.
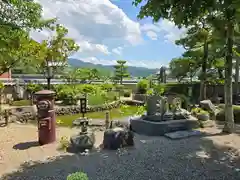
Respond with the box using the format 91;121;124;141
130;116;200;136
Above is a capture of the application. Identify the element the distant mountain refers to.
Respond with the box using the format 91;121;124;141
68;58;158;77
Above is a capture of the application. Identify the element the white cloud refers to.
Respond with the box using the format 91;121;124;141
141;19;186;43
146;31;158;40
112;47;123;55
140;24;161;33
78;41;110;55
158;19;187;43
31;0;143;56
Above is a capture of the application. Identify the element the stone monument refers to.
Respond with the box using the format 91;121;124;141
130;94;199;136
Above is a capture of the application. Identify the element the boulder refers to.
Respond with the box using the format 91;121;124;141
70;131;95;152
110;118;131;129
200;100;216;114
103;127;134;150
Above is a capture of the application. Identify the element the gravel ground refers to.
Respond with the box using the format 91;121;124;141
1;124;240;180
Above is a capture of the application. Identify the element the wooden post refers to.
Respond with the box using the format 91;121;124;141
105;111;110;129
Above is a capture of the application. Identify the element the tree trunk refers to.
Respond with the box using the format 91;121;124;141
0;88;2;121
47;78;51;90
199;40;208;101
223;20;235;133
235;57;239;94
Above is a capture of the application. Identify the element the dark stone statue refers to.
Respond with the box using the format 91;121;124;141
102;121;134;150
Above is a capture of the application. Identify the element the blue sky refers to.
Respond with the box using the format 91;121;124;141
31;0;186;69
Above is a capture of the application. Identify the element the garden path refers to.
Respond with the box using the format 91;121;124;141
0;123;240;180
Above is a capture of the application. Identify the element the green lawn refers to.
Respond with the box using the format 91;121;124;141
87;92;117;106
56;106;139;127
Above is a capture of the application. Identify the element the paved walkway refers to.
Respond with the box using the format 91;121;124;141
0;124;103;176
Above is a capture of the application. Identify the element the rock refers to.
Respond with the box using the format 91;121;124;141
103;127;134;150
72;117;89;127
123;99;145;106
110;119;131;129
199;120;215;128
197;113;209;121
200;100;216;114
70;131;95;152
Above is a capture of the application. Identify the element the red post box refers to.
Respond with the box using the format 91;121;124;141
35;90;56;145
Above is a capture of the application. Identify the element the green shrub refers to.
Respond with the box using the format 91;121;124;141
136;79;149;94
146;88;154;96
67;172;89;180
177;94;190;110
101;83;113;92
11;100;31;106
165;83;200;103
80;84;97;94
123;90;131;97
57;87;79;105
26;83;42;94
216;105;240;123
153;84;166;95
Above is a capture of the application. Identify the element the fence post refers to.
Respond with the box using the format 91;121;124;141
105;111;110;129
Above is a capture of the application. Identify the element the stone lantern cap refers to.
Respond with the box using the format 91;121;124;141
35;90;55;96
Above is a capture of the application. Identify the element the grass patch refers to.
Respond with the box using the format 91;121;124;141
57;106;139;127
87;92;117;106
10;100;31;106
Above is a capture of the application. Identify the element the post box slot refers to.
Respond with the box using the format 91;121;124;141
38;117;51;130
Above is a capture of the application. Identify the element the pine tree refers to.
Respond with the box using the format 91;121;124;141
113;60;129;84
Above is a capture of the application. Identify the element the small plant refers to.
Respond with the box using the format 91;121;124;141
135;105;146;116
67;172;89;180
59;136;69;151
120;104;130;114
136;79;149;94
153;84;166;95
56;119;63;125
146;88;154;96
198;110;209;115
123;90;131;97
191;107;202;115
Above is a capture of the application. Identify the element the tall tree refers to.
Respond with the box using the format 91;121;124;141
133;0;239;133
176;21;212;100
0;0;55;75
35;24;79;89
169;57;198;82
113;60;129;84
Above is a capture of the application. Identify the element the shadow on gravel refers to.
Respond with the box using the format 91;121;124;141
13;141;40;150
215;121;240;136
1;134;240;180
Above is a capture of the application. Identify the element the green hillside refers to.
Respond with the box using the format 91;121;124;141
68;58;158;77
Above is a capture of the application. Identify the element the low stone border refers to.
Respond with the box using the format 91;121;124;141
5;99;144;123
55;100;123;116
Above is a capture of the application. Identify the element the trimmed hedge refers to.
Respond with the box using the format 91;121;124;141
165;83;200;103
216;104;240;123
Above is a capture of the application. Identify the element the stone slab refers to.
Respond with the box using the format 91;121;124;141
130;116;200;136
164;130;203;139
